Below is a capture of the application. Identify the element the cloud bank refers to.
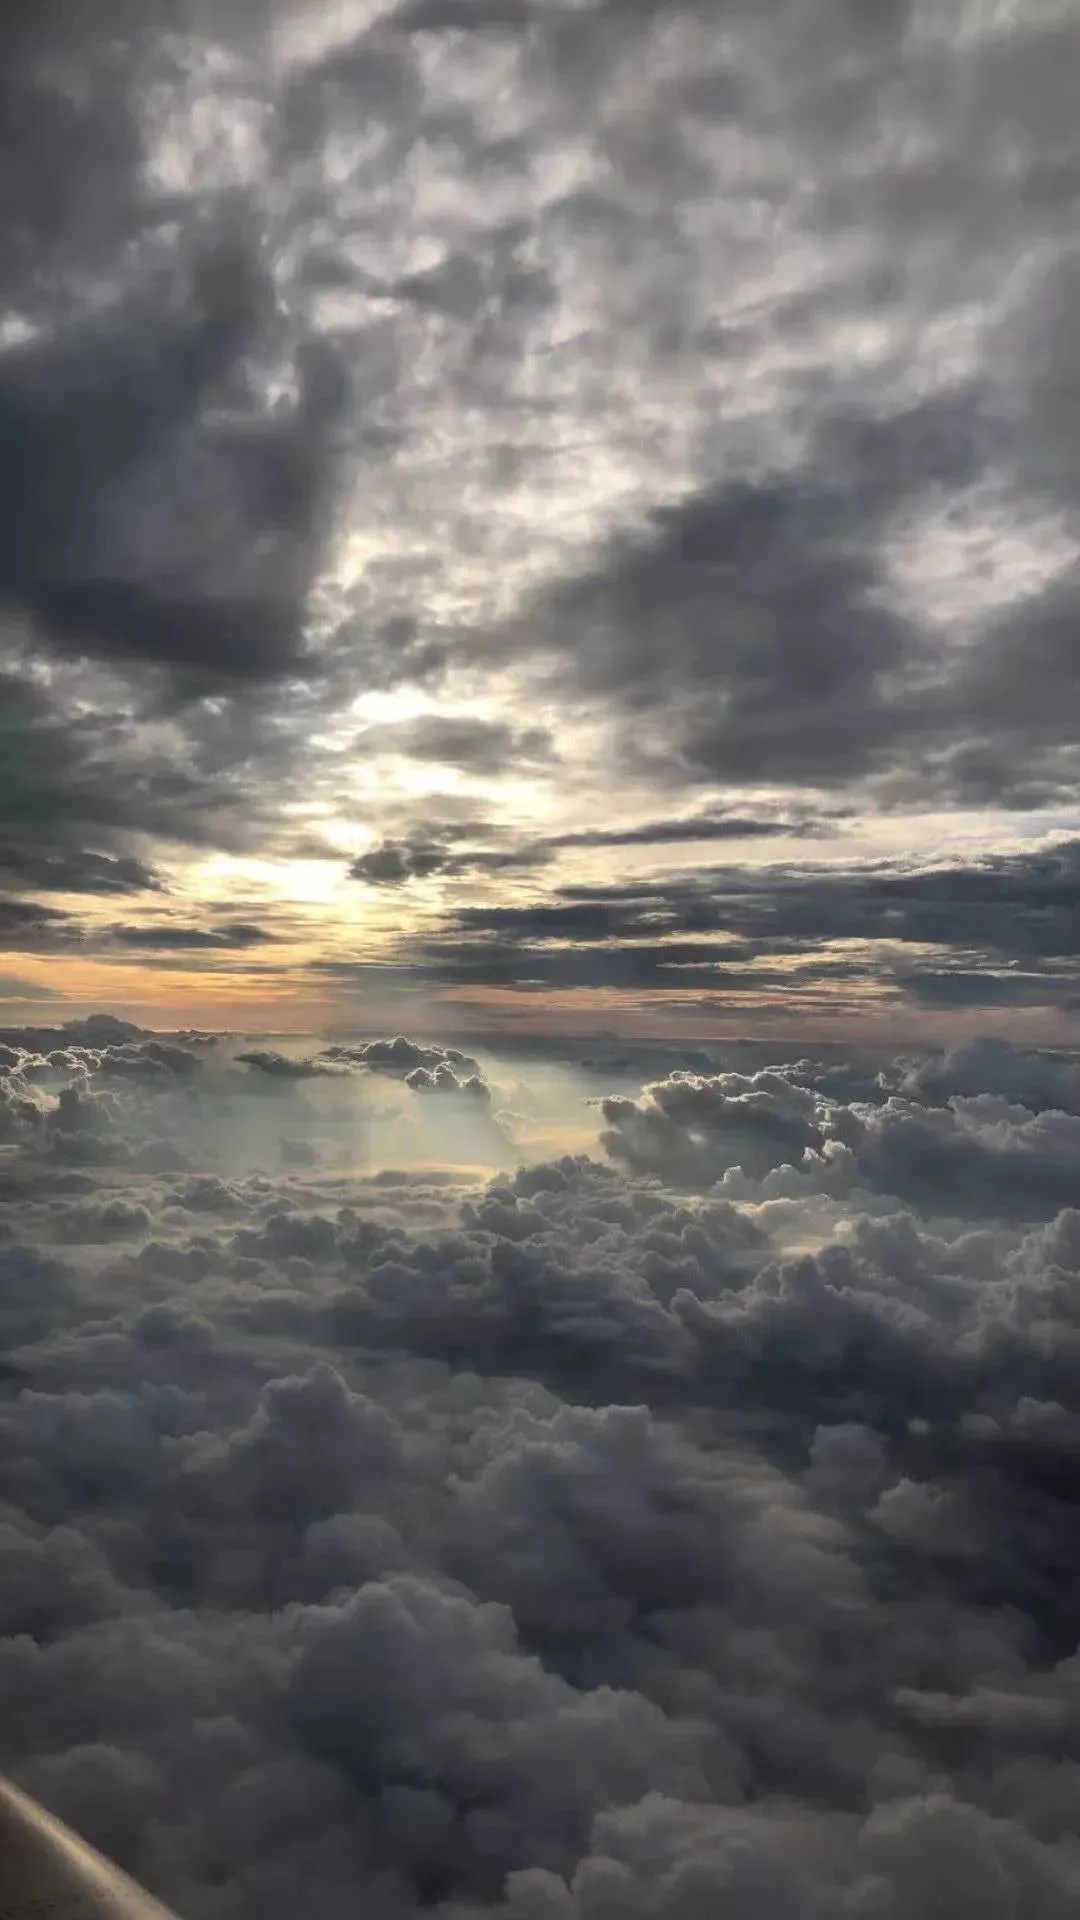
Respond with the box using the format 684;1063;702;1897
4;1021;1080;1917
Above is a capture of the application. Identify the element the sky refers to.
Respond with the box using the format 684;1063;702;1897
8;13;1080;1914
3;0;1080;1041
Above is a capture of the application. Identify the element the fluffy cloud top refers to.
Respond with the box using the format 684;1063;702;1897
3;1021;1080;1917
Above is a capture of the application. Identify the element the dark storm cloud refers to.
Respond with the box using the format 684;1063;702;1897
0;671;192;877
6;1023;1080;1913
0;646;325;907
349;840;443;885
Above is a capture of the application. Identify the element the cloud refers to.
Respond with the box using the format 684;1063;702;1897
518;467;918;793
600;1069;827;1186
0;907;280;960
431;839;1080;964
341;839;1079;1015
515;407;1080;811
543;813;838;852
6;0;1080;1900
457;8;1080;815
0;195;343;685
894;968;1070;1011
235;1049;340;1080
347;838;499;886
348;836;552;887
0;12;356;925
324;1036;484;1082
598;1054;1080;1223
0;900;85;952
0;655;333;935
110;924;277;952
898;1037;1080;1117
3;1018;1080;1919
1;0;1079;1023
0;846;161;897
348;813;834;891
0;976;67;1005
356;716;556;776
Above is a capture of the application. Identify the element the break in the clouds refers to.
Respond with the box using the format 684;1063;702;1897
6;1021;1080;1915
2;0;1080;1030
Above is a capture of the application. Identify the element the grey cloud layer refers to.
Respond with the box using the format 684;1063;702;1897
4;1021;1080;1914
4;0;1080;938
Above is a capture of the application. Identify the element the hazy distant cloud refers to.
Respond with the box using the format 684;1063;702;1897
346;937;756;993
